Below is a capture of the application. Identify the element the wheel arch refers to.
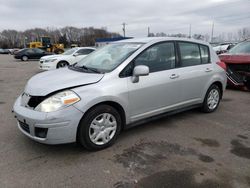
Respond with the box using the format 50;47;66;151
21;55;28;61
77;100;127;131
57;60;69;68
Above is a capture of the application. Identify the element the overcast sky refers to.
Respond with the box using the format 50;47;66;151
0;0;249;37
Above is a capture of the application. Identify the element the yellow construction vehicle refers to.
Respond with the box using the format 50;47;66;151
28;36;64;54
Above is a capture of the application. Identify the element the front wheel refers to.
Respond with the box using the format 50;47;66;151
21;55;28;61
77;105;122;150
201;84;221;113
56;61;68;68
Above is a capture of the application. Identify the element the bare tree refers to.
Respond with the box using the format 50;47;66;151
0;26;121;48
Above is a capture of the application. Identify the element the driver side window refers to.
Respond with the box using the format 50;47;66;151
134;42;176;73
33;48;43;53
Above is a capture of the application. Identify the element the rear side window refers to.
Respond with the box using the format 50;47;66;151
200;45;210;64
26;49;33;53
179;42;201;67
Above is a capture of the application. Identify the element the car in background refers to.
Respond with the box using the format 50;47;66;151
39;47;95;70
14;48;53;61
213;43;236;55
219;40;250;91
13;37;226;150
0;49;10;54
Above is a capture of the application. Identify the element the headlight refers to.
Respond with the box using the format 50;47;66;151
45;59;57;63
35;90;80;112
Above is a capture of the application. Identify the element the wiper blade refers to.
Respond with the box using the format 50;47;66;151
72;64;101;73
80;65;101;73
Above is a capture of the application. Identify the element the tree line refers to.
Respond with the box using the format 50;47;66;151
0;26;121;48
1;26;250;49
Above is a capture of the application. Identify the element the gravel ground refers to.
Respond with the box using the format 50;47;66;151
0;54;249;188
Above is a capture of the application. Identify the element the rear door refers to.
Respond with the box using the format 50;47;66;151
124;42;183;122
176;42;213;104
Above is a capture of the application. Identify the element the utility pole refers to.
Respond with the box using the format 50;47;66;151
148;27;150;37
189;24;192;38
211;22;214;43
122;23;127;37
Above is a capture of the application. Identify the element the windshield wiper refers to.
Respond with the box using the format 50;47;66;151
80;65;101;73
70;63;101;73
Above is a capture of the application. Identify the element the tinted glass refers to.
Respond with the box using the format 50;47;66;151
179;42;201;67
26;49;33;53
77;49;94;55
33;48;43;53
134;42;176;73
200;45;210;64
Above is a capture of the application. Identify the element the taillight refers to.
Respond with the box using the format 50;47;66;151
216;61;227;70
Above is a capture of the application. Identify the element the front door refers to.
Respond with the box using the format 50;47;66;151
126;42;182;122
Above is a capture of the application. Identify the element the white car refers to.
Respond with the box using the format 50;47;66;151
39;47;95;70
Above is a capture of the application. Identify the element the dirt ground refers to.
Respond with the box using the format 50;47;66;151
0;54;249;188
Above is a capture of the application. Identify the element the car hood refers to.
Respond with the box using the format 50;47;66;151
41;54;67;60
24;68;104;96
219;54;250;64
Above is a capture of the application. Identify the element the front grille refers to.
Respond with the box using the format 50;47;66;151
21;93;46;108
19;121;30;133
28;96;46;108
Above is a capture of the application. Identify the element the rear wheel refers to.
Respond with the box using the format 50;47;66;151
21;55;28;61
77;105;121;151
201;84;221;113
56;61;69;68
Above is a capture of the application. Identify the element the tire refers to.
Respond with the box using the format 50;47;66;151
56;61;69;68
77;105;122;151
201;84;221;113
21;55;28;61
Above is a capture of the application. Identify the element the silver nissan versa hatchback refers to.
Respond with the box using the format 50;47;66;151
13;37;227;150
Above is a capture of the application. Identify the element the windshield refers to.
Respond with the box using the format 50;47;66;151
229;41;250;54
74;43;143;73
63;48;77;55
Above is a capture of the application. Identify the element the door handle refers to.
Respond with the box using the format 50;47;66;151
170;74;179;79
205;68;213;72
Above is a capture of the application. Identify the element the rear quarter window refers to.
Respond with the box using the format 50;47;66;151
200;45;210;64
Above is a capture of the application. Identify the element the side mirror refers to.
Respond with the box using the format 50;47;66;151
132;65;149;83
73;53;80;56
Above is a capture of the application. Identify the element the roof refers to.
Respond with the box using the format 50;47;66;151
115;37;210;46
95;37;133;43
